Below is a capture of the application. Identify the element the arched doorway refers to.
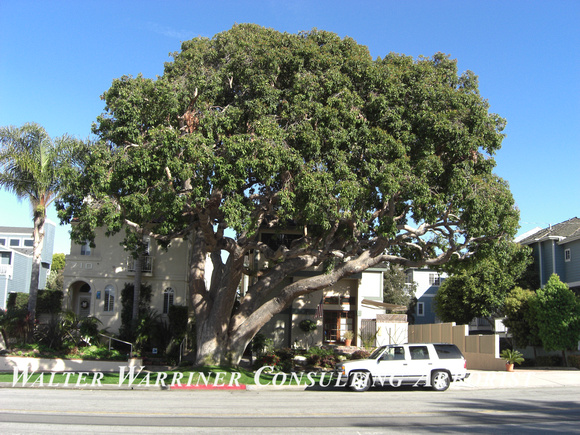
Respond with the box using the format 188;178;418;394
68;280;92;317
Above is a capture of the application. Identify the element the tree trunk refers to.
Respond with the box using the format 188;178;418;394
27;209;46;340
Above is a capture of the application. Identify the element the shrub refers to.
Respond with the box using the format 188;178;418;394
350;350;370;360
37;290;64;314
535;355;563;367
567;355;580;369
299;319;317;333
306;347;338;368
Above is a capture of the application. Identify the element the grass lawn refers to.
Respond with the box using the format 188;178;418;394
1;365;334;387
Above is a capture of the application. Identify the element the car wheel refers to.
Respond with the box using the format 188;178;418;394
349;371;371;392
431;370;451;391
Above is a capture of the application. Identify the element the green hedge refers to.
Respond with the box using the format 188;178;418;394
6;290;63;314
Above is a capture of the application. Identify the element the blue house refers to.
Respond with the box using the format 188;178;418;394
517;217;580;293
0;222;56;310
405;268;447;324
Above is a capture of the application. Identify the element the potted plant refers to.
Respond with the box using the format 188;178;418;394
343;330;354;346
500;349;525;371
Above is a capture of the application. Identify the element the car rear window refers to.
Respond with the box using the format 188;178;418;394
434;344;464;359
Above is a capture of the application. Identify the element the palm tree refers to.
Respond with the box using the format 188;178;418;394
0;123;83;327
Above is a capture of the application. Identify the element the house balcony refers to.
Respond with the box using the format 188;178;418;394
0;264;13;278
127;256;153;274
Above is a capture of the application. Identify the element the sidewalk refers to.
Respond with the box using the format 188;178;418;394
452;368;580;390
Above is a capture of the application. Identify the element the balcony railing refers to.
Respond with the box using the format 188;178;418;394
0;264;13;277
127;256;153;273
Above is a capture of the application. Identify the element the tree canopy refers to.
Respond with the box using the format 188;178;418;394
58;24;518;365
434;240;532;325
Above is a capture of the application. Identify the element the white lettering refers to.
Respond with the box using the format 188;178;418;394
119;366;145;387
30;373;45;387
12;367;36;387
213;372;226;387
171;372;184;387
228;371;242;387
272;372;287;387
155;372;168;387
92;372;104;387
254;365;274;386
76;372;89;387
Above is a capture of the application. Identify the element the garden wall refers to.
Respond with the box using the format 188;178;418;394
408;322;505;370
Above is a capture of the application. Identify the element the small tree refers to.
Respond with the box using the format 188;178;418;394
383;264;416;308
503;286;541;357
435;240;532;326
532;274;580;365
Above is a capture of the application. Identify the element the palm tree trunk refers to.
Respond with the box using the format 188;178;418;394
27;209;46;340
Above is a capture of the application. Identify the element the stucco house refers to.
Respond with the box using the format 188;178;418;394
0;222;56;310
62;226;394;346
516;217;580;293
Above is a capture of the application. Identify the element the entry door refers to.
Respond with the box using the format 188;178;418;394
79;295;91;317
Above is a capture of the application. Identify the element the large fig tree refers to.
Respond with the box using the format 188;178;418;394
58;24;518;365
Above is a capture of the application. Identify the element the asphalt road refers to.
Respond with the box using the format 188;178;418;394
1;386;579;434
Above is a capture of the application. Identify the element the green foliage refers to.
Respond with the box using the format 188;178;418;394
299;319;317;333
7;293;29;311
500;349;524;365
168;305;189;339
119;282;152;341
532;274;580;352
383;264;416;308
0;306;32;344
36;290;63;314
306;346;338;368
57;24;519;365
45;269;64;292
567;355;580;369
435;241;533;324
51;253;66;272
503;287;541;348
350;350;371;360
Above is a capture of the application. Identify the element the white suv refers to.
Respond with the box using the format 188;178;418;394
336;343;469;392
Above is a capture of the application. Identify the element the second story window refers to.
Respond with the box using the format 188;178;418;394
565;249;571;262
81;241;91;256
10;239;20;247
429;273;441;286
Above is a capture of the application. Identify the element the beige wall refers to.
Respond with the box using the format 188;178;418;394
63;228;190;333
409;322;506;371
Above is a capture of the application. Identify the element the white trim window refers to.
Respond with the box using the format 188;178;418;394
429;273;441;286
565;248;571;262
104;285;115;312
417;302;425;316
81;241;91;256
163;287;174;314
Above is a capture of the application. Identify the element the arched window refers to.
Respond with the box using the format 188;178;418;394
104;285;115;312
163;287;174;314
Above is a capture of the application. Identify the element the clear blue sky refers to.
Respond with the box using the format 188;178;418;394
1;0;578;254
